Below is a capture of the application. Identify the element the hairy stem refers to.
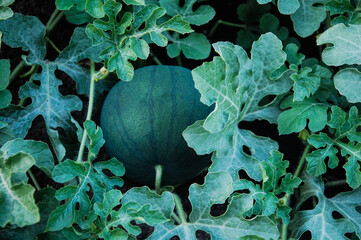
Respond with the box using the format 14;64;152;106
171;212;182;225
46;11;64;33
209;19;245;37
281;144;311;240
173;194;187;224
77;60;96;163
9;61;26;84
154;164;163;194
45;36;61;53
150;52;163;65
28;169;41;191
325;179;347;188
177;55;182;66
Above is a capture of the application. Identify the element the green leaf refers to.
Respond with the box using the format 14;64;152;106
290;0;328;38
289;173;361;239
0;188;62;240
123;0;145;5
277;0;300;14
334;68;361;103
325;0;361;25
147;172;279;239
55;0;105;18
55;27;113;107
0;0;14;20
0;13;46;63
122;187;175;219
306;106;361;188
277;95;328;135
0;121;14;146
159;0;215;26
0;59;11;109
317;24;361;66
209;129;279;181
233;151;301;224
0;152;39;227
99;200;168;239
46;158;125;231
0;62;82;139
85;2;193;81
184;33;292;181
166;33;211;60
1;139;54;177
84;120;105;161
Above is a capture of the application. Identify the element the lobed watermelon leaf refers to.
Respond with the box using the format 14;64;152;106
317;24;361;66
123;172;280;239
233;151;302;224
166;32;211;60
289;173;361;239
0;151;39;227
159;0;215;26
183;33;293;182
306;106;361;189
85;0;193;81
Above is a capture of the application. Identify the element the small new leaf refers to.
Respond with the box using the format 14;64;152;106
234;151;301;224
306;106;361;188
277;95;328;135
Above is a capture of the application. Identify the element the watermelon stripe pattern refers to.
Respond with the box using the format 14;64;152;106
100;65;212;185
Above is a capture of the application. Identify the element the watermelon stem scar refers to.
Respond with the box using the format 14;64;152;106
101;65;212;186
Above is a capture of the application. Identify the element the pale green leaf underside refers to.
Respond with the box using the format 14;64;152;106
278;0;300;14
317;24;361;66
334;68;361;103
290;174;361;239
0;152;39;228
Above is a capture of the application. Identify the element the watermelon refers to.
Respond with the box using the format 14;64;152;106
100;65;212;186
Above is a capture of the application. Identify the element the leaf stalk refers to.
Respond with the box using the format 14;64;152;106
173;194;187;224
77;60;96;163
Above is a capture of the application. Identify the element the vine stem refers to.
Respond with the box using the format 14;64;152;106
154;164;163;194
76;60;96;163
281;144;311;240
28;169;41;191
150;52;163;65
325;179;347;188
209;19;246;37
173;194;187;224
